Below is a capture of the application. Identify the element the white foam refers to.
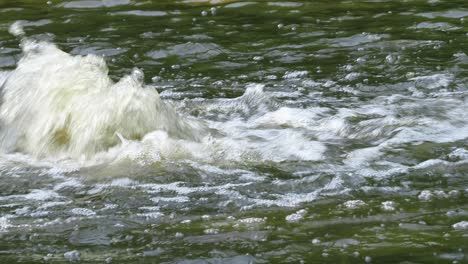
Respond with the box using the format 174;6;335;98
1;44;329;165
418;190;433;201
343;200;366;209
70;208;96;216
381;201;396;211
8;21;24;36
0;40;204;159
63;250;80;262
203;228;219;234
0;216;11;231
88;178;139;194
448;148;468;160
53;179;84;191
136;212;164;219
151;196;190;203
283;70;308;79
238;217;265;224
0;71;9;87
345;147;382;167
253;107;328;128
285;209;307;222
0;189;63;201
409;74;453;89
452;221;468;230
418;190;449;201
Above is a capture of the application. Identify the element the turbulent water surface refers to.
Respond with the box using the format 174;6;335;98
0;0;467;263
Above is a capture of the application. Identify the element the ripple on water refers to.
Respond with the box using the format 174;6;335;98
417;10;468;19
224;2;256;8
146;42;223;61
109;10;167;17
61;0;131;8
267;2;302;7
409;22;461;31
0;0;467;262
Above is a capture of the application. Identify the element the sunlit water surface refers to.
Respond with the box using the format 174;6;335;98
0;0;467;263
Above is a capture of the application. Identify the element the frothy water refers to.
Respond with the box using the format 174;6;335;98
0;35;205;160
0;26;330;166
0;1;467;263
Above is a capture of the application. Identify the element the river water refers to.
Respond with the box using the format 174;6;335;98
0;0;467;263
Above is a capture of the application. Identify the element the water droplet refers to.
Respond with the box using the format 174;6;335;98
210;7;217;15
201;10;208;16
385;54;395;64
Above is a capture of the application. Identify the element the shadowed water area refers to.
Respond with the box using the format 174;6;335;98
0;0;467;263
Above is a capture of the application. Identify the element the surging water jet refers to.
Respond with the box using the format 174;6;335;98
0;23;205;159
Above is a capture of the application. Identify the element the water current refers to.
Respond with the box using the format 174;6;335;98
0;0;467;263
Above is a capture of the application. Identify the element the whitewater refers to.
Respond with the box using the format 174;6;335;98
0;1;467;261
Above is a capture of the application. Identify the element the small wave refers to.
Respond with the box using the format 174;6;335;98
0;23;327;166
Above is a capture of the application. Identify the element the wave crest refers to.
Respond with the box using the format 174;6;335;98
0;39;204;159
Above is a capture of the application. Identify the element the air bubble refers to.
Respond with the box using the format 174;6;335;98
210;7;217;15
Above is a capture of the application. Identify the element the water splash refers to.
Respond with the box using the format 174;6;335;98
0;23;204;159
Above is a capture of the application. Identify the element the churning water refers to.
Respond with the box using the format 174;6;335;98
0;0;467;263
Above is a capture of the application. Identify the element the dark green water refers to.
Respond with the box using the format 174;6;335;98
0;0;467;263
